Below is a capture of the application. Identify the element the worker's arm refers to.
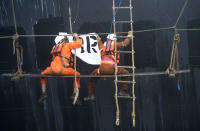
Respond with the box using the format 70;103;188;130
97;35;104;51
116;31;133;49
69;33;83;49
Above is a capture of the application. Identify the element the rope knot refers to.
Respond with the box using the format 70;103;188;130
174;33;180;42
166;67;176;77
12;33;19;40
115;111;120;126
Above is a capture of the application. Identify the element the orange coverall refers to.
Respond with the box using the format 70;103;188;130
40;38;83;88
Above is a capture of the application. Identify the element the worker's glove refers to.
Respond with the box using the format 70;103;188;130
127;31;133;38
73;33;78;40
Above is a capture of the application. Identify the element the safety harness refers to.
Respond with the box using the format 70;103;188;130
103;40;120;64
96;40;119;76
50;42;73;74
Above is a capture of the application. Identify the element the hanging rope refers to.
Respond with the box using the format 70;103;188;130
68;0;79;105
12;34;24;79
168;0;188;75
11;0;18;34
174;0;189;27
112;0;121;126
129;0;136;127
165;0;188;90
165;27;181;91
72;0;80;25
68;0;73;34
10;0;24;79
166;28;180;78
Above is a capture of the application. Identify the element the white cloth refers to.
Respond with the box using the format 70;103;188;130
71;33;101;65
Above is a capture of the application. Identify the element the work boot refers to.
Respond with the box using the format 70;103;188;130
39;92;48;103
84;94;95;101
118;90;130;97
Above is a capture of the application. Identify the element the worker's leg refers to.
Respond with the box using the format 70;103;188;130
41;67;53;75
40;77;48;93
40;67;52;93
88;68;101;94
84;68;100;101
61;68;80;89
39;67;52;103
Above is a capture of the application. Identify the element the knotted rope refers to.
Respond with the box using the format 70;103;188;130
166;29;180;77
68;0;79;105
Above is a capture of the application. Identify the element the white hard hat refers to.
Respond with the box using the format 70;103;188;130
107;33;116;40
54;35;65;44
54;32;74;44
59;32;74;42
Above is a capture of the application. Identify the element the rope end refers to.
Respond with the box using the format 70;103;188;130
73;87;79;105
115;119;120;126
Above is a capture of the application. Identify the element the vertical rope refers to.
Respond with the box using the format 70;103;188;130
129;0;136;127
169;32;176;70
113;0;120;126
11;0;18;34
174;29;180;71
174;0;189;27
68;0;79;104
68;0;73;34
166;28;180;76
11;0;24;78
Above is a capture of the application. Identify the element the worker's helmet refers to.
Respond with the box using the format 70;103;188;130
54;35;65;44
107;33;116;40
54;32;73;44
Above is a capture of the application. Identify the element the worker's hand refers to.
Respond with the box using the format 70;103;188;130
64;62;69;67
128;31;133;36
127;31;134;39
73;33;78;39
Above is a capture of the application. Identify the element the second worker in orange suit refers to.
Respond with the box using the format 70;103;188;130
39;33;83;103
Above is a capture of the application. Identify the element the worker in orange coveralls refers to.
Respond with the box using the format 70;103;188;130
84;31;133;101
39;33;83;103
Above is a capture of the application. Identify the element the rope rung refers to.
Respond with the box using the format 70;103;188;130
117;96;133;99
113;6;133;9
115;80;135;84
114;21;133;24
115;50;135;54
117;65;135;69
114;35;134;39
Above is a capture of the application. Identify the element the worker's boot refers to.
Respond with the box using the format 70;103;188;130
39;92;48;103
84;94;95;101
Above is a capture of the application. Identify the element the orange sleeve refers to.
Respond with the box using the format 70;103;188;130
69;38;83;50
